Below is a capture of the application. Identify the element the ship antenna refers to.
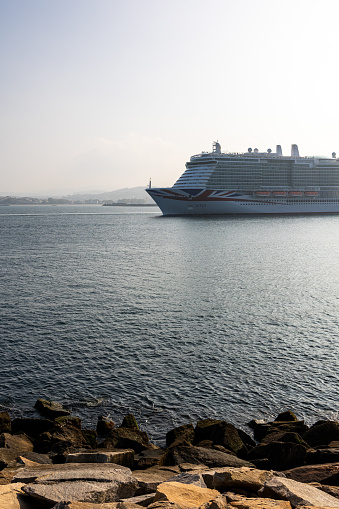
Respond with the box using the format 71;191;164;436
149;178;152;189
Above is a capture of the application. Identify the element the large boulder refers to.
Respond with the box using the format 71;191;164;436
284;462;339;485
303;421;339;447
162;445;254;468
166;424;194;448
100;428;150;453
34;399;70;419
55;416;82;429
0;433;33;452
14;463;138;505
11;418;55;439
261;431;308;447
274;411;298;422
247;441;307;470
0;412;11;434
34;423;94;459
121;414;139;430
259;476;339;507
306;446;339;465
194;420;247;456
201;466;275;493
252;420;308;442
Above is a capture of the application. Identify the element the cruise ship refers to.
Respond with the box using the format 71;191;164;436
146;142;339;215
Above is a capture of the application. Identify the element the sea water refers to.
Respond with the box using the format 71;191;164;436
0;204;338;442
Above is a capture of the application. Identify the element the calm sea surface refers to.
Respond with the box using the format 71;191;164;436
0;204;338;442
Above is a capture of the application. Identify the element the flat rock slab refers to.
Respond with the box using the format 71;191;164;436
23;479;136;505
53;502;149;509
228;496;291;508
260;476;339;508
12;462;132;483
122;493;156;506
154;481;220;508
133;466;181;495
13;463;138;505
66;450;134;468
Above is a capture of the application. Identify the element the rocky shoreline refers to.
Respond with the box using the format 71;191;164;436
2;400;339;508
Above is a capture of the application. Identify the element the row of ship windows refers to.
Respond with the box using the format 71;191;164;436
251;200;339;204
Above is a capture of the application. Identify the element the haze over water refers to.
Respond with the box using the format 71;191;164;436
1;205;338;442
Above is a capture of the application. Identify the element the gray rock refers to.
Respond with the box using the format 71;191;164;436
11;462;132;483
165;472;207;488
122;493;156;506
23;479;136;505
259;476;339;507
20;463;138;505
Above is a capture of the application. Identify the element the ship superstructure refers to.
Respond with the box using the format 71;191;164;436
146;142;339;215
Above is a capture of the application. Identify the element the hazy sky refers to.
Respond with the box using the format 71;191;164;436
1;0;339;195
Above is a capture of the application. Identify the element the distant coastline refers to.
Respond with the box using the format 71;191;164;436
103;202;157;207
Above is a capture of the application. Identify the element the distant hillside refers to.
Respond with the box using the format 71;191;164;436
64;186;153;203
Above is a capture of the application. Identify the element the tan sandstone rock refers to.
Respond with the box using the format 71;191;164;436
228;497;291;509
0;482;34;509
202;466;275;492
154;481;220;508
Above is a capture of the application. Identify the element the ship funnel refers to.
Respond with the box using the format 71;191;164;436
213;141;221;154
276;145;282;156
291;144;300;157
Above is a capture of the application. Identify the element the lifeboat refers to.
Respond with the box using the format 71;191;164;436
272;191;287;197
255;191;271;196
304;191;319;197
289;191;304;197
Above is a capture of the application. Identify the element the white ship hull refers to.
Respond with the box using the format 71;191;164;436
147;188;339;215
